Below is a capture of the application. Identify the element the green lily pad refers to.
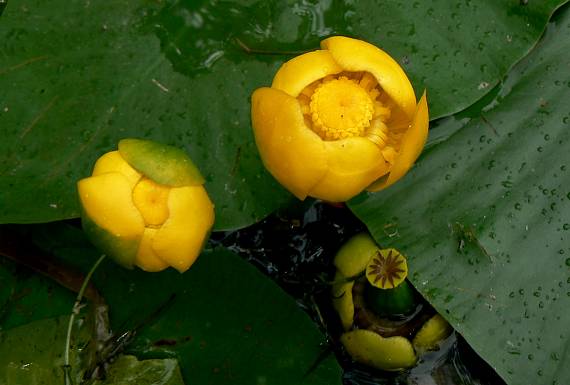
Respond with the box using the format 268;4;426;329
349;5;570;385
0;0;565;229
93;355;185;385
0;315;94;385
0;253;75;330
30;222;342;385
348;0;568;118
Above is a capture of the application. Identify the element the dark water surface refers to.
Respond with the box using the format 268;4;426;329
212;201;507;385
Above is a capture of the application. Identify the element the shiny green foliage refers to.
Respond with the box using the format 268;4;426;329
93;356;185;385
0;223;341;385
0;0;564;229
0;316;92;385
349;7;570;384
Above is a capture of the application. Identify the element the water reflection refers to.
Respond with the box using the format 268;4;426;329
143;0;355;74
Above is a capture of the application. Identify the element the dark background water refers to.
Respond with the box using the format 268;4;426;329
212;201;507;385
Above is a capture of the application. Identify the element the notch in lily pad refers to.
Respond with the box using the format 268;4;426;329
119;138;205;187
365;248;408;289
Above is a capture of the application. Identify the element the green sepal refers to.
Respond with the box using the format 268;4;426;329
81;209;139;269
364;279;417;316
119;138;205;187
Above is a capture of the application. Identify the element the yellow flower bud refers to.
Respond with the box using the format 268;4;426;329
251;36;429;202
77;139;215;273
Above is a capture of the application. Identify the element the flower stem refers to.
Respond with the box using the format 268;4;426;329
63;254;106;385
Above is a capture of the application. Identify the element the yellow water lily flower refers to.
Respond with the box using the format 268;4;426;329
77;139;215;273
331;233;453;371
251;36;429;202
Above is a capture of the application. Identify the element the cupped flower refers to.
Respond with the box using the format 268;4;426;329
251;36;429;202
77;138;215;273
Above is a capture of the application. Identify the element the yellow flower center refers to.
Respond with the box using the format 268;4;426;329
132;177;170;227
309;77;374;140
297;72;402;164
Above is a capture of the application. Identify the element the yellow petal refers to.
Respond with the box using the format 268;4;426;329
77;172;144;239
77;173;145;268
331;272;355;331
340;330;417;371
367;91;429;191
271;50;343;97
91;151;141;188
334;233;379;278
309;137;388;202
135;228;169;272
153;186;214;273
321;36;417;120
412;314;453;352
251;87;327;199
132;178;170;226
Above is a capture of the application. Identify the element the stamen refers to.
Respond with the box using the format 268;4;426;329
359;73;377;91
373;104;391;121
309;77;374;141
381;147;398;164
366;120;389;149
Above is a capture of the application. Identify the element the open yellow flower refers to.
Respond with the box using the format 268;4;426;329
331;233;452;371
251;36;429;202
77;139;215;273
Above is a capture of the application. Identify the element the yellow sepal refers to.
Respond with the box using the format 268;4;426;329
412;314;453;352
309;137;389;202
321;36;417;121
333;233;379;278
153;186;214;273
271;50;343;97
132;178;170;226
135;228;169;272
77;172;145;239
251;87;327;199
91;151;141;188
331;272;355;331
367;91;429;192
341;329;417;371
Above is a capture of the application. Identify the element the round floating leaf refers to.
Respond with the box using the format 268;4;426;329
0;315;94;385
349;6;570;384
31;223;342;385
0;0;565;228
92;355;185;385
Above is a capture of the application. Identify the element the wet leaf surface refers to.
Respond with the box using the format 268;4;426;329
0;315;94;385
0;252;75;330
216;201;506;384
349;6;570;385
92;355;185;385
0;0;566;229
28;222;342;385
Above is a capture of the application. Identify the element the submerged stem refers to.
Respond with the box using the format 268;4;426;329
63;254;106;385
